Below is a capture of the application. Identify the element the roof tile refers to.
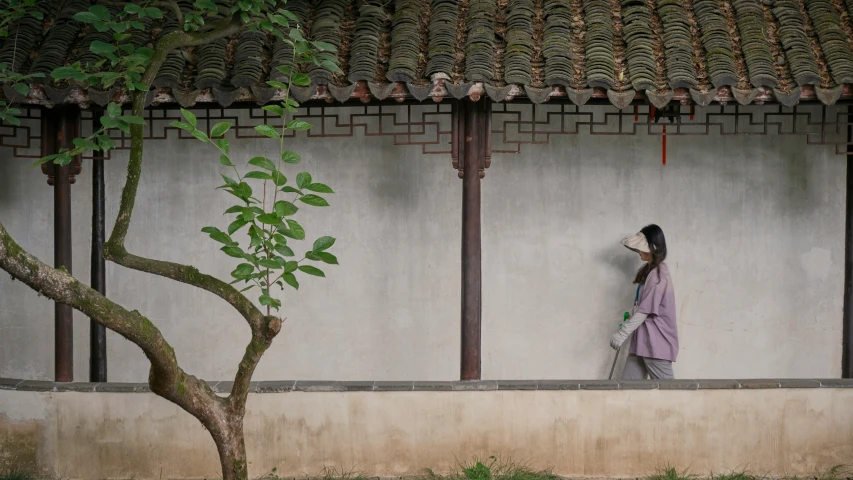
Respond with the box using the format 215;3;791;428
5;0;853;106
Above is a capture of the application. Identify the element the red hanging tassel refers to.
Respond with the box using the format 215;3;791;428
662;125;667;165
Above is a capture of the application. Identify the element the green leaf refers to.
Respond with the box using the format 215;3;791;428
312;41;337;52
248;156;277;171
144;7;163;18
219;155;234;167
209;231;234;245
244;171;273;180
274;244;295;257
286;119;312;131
236;182;253;199
90;5;111;20
216;138;230;154
124;4;143;15
283;272;299;290
296;172;312;189
211;121;232;137
232;263;254;277
97;135;115;153
315;252;339;265
306;183;334;193
300;194;329;207
259;294;280;308
274;200;299;217
31;153;63;166
191;130;209;143
258;259;281;269
271;171;287;186
239;209;255;222
281;10;299;23
262;104;284;116
101;72;123;88
221;174;238;186
51;66;87;81
281;150;301;164
201;226;220;234
73;138;97;150
228;219;248;235
266;80;288;89
170;121;194;131
284;261;299;273
285;219;305;240
224;205;243;214
181;108;197;127
280;186;301;194
299;265;325;277
312;236;336;252
254;124;280;139
73;12;101;23
291;72;311;86
289;28;305;42
90;40;117;54
257;214;282;225
320;59;343;75
13;83;29;96
222;246;244;258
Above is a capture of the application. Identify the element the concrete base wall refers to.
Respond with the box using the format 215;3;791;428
2;387;852;479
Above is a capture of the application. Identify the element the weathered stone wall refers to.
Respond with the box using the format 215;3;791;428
1;381;852;479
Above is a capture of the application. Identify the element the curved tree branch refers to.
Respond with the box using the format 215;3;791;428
0;222;225;422
104;16;266;330
229;316;281;413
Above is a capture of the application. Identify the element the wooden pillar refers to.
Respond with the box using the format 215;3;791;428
41;107;80;383
844;112;853;378
90;112;107;382
455;99;491;381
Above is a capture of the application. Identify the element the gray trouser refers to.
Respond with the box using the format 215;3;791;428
623;354;674;380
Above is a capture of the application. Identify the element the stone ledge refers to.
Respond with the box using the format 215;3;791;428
2;378;852;392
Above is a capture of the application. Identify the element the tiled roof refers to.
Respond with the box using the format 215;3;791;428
4;0;853;108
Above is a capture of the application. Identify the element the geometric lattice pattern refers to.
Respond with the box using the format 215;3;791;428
492;103;852;155
4;103;852;161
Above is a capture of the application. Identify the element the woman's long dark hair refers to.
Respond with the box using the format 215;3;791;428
633;224;667;285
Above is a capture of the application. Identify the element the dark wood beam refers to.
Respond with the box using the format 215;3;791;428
458;99;490;381
43;107;80;382
844;113;853;378
90;112;107;382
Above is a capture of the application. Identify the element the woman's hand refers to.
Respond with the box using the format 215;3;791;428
609;312;648;350
610;330;629;350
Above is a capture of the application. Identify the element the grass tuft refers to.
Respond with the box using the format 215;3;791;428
0;469;34;480
646;466;698;480
424;456;559;480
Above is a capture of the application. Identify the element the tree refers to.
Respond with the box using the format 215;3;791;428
0;2;342;479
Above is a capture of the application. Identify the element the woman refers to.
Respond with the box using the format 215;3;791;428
609;224;679;380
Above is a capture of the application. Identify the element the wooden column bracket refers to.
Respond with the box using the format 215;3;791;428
456;99;491;381
41;106;80;383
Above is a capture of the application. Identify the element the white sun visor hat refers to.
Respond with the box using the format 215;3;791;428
621;232;650;253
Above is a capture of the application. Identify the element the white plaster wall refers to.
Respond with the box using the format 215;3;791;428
483;130;844;379
0;106;846;381
1;114;462;382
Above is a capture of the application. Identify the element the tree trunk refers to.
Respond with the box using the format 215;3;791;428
212;414;249;480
